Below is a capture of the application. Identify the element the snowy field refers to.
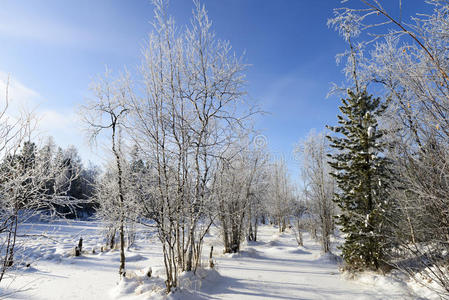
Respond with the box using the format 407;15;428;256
0;221;435;299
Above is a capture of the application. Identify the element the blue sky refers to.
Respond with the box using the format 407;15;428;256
0;0;428;179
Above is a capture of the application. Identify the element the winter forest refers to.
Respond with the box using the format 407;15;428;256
1;0;449;299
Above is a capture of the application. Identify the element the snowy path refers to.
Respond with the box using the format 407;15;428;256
202;227;416;300
1;223;420;299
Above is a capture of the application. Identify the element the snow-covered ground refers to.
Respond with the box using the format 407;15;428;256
0;221;435;299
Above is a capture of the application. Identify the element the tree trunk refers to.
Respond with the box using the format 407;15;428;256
109;228;116;249
254;217;258;242
119;220;125;275
112;122;126;277
186;224;195;271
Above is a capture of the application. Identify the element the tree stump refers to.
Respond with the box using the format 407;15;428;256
78;237;83;252
75;237;83;256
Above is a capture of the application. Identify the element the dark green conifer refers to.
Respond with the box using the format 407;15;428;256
327;89;392;271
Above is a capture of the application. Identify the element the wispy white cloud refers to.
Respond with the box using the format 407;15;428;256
0;71;73;130
0;11;97;48
0;71;96;161
38;108;90;156
38;109;80;136
0;71;41;112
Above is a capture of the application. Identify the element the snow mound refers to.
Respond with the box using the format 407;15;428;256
113;277;142;296
314;252;343;264
20;264;39;273
406;268;446;300
179;268;223;292
267;240;284;247
227;247;264;259
350;271;417;298
111;267;222;299
111;267;165;298
287;247;311;255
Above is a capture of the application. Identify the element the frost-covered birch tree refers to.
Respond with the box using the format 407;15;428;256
266;159;294;233
126;0;254;292
214;139;269;253
296;131;336;253
80;71;131;277
0;82;78;284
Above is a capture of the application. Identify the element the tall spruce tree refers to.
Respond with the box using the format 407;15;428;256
327;89;392;271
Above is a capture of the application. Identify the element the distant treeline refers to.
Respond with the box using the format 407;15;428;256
5;137;100;219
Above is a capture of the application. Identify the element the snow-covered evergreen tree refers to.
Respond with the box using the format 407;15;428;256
327;89;392;271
